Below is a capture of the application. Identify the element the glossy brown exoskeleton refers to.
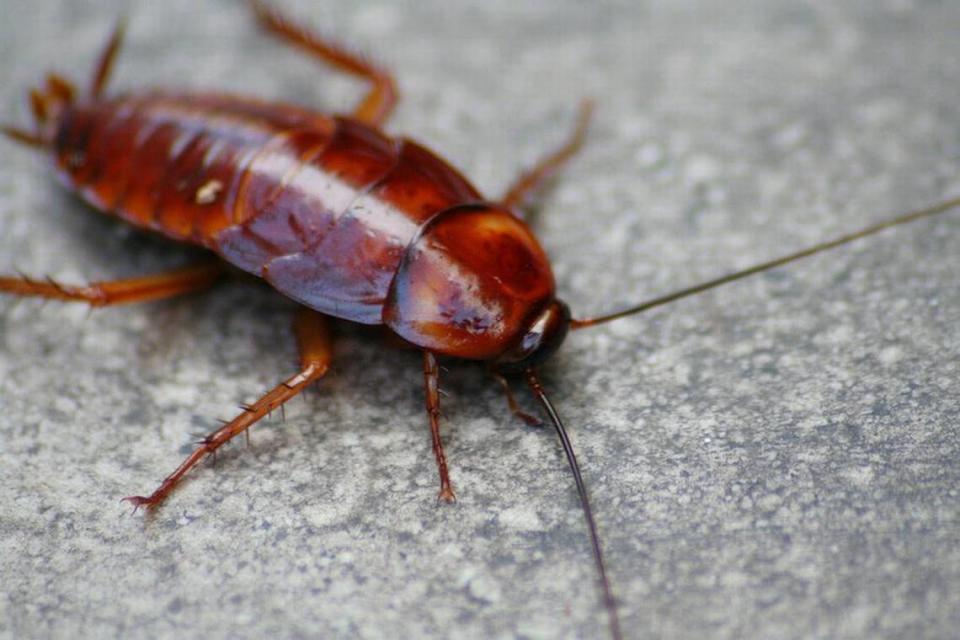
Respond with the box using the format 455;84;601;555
4;1;578;504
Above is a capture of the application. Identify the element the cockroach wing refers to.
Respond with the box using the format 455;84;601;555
252;132;481;323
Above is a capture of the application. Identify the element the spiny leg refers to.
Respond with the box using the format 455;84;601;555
250;0;398;126
0;262;223;307
90;18;126;98
1;125;45;148
124;308;333;511
423;351;455;502
500;99;594;214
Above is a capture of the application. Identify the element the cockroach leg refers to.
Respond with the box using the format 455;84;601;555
29;89;48;123
0;262;223;307
492;373;543;427
2;69;84;149
0;125;45;148
250;0;398;126
123;308;333;511
90;18;126;99
45;73;75;104
500;99;594;214
422;351;455;502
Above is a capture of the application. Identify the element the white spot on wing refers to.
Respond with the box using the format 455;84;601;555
195;179;223;204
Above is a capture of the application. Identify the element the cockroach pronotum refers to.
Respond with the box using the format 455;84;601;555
2;3;958;639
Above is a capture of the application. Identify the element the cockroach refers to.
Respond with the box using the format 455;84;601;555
2;3;958;639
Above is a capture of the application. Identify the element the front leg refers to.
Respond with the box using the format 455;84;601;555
423;351;455;502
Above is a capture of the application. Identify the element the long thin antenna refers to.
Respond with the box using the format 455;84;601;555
526;368;623;640
572;196;960;329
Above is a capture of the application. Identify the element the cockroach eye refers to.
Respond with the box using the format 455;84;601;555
494;299;571;373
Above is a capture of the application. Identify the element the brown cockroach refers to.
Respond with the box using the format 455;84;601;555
2;3;959;639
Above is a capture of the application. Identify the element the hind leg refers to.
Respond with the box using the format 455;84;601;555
3;17;120;149
2;75;77;149
0;262;223;307
1;125;45;148
124;308;334;511
90;19;126;98
251;1;398;126
3;31;101;149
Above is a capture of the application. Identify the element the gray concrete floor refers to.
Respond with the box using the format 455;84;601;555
2;1;959;639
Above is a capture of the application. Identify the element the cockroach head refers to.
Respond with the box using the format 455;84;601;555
493;299;571;374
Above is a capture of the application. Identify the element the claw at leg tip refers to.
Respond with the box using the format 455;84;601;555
121;495;155;514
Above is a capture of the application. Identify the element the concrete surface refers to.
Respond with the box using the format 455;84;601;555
1;1;959;639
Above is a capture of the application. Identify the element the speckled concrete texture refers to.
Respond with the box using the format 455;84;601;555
2;1;959;639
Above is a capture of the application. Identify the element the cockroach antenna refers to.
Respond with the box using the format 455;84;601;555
571;195;960;329
540;193;960;639
526;368;623;640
